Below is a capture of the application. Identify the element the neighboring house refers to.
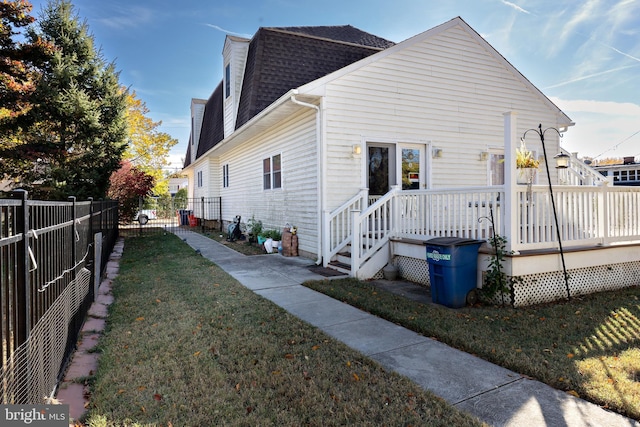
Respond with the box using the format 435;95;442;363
168;176;188;196
593;157;640;186
183;17;640;306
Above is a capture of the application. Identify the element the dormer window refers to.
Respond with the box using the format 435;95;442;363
225;64;231;98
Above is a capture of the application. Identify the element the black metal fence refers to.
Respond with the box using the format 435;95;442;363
127;196;223;234
0;190;119;403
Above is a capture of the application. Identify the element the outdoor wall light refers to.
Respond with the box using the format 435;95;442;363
432;148;443;158
352;145;361;155
554;152;570;169
479;151;489;161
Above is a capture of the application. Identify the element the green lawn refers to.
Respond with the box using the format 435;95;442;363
303;278;640;420
84;233;482;426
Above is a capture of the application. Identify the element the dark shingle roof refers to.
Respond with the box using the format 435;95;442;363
183;141;191;168
268;25;395;49
195;82;224;159
235;26;393;129
192;25;394;160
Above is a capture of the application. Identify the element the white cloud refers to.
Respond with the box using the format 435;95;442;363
500;0;530;14
203;24;252;38
550;97;640;159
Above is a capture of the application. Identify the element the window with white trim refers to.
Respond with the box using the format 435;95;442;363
197;170;203;188
223;164;229;188
263;154;281;190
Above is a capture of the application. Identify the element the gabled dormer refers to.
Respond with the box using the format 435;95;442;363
222;35;250;138
190;98;206;164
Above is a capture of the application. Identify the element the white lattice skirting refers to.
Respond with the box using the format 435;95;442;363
392;256;640;307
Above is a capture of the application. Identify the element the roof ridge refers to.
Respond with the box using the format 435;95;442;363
262;25;394;49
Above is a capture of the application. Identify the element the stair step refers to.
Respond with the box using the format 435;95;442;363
328;260;351;271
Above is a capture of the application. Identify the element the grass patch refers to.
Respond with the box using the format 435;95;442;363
85;234;481;426
303;278;640;420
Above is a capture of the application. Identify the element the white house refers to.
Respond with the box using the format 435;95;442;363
593;157;640;186
183;17;640;306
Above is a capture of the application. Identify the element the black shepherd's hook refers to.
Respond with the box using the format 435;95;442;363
478;196;506;306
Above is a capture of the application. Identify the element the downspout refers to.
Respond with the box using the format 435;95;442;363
290;92;324;265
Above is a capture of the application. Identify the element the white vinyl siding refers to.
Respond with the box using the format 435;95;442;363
219;108;318;256
190;99;206;164
316;23;563;208
223;37;249;139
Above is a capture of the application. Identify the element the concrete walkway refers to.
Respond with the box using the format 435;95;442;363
177;230;638;427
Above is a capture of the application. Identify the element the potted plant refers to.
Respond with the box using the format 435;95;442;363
516;141;539;184
247;215;263;244
260;229;282;253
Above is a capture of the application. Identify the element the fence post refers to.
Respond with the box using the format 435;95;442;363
68;197;77;282
11;190;30;348
10;190;30;403
201;197;205;232
218;197;223;231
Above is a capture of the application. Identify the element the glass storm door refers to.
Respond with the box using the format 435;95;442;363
367;144;396;196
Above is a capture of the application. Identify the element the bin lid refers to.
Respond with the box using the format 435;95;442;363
425;237;484;247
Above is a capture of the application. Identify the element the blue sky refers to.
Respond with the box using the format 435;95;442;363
28;0;640;170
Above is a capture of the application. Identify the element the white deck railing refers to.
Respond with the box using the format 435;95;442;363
394;187;503;241
324;182;640;274
514;183;640;250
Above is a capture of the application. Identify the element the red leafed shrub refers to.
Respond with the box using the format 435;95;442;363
107;161;155;223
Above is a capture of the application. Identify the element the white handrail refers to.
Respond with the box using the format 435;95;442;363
325;183;640;276
561;149;608;186
323;188;368;265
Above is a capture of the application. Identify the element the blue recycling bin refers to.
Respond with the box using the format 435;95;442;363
425;237;484;308
178;209;192;226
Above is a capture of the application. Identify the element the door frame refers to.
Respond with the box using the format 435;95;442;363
365;142;396;196
398;142;428;190
361;138;431;193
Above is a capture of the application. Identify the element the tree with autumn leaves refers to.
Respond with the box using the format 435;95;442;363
0;0;128;200
0;0;53;122
123;90;178;196
107;160;155;224
1;0;176;203
105;92;178;223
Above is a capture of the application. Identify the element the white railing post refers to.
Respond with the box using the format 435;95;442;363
322;208;331;267
350;209;361;277
600;180;610;246
390;185;401;234
503;111;519;254
359;187;369;208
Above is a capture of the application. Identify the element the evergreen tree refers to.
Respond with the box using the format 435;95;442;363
1;0;127;200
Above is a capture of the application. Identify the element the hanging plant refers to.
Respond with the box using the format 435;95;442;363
516;140;540;169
